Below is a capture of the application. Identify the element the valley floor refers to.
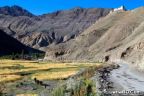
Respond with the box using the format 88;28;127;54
1;59;144;96
0;59;101;96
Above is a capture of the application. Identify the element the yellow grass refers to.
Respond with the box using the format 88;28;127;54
16;94;38;96
0;60;77;75
32;70;78;80
0;74;22;82
0;59;101;82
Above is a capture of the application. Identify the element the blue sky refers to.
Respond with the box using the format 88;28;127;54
0;0;144;15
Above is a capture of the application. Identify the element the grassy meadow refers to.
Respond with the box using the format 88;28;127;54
0;59;102;96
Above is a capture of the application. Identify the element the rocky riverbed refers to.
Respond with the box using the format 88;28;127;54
95;64;120;96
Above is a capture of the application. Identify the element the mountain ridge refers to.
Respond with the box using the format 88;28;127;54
0;5;34;17
0;6;112;51
44;7;144;70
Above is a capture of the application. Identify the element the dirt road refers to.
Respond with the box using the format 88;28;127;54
110;60;144;95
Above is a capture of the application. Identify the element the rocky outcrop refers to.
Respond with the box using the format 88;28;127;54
0;6;112;51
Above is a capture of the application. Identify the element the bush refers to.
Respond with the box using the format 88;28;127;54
72;79;96;96
52;66;98;96
52;86;65;96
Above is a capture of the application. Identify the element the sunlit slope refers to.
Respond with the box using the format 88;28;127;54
45;7;144;69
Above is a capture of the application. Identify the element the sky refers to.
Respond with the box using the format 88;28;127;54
0;0;144;15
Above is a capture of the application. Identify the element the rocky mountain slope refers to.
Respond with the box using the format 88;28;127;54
44;7;144;70
0;6;112;51
0;5;34;17
1;5;144;69
0;29;43;56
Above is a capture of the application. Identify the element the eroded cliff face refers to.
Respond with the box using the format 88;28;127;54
0;6;112;51
44;7;144;70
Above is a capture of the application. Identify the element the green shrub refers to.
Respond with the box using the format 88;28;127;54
52;86;65;96
72;79;96;96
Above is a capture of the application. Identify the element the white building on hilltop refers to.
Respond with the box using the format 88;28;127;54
114;6;126;11
110;6;126;13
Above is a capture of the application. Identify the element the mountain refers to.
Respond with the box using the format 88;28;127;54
44;7;144;69
0;29;43;56
0;5;34;17
1;5;144;69
0;6;112;51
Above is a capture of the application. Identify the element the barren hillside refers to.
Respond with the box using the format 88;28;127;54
45;7;144;70
0;6;112;51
